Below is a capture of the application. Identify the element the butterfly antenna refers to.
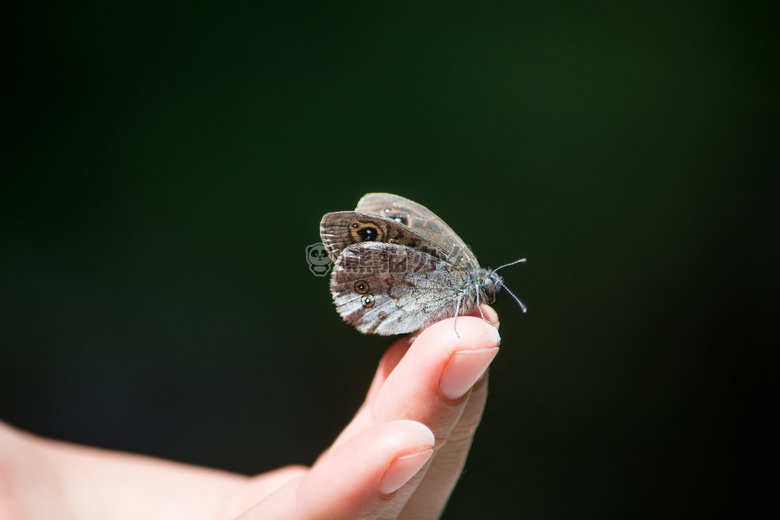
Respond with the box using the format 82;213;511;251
489;258;527;312
498;280;528;313
492;258;526;272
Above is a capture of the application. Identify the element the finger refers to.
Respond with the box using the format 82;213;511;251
342;314;499;442
354;304;499;416
400;305;499;516
465;303;499;326
321;313;498;520
400;369;490;519
344;305;499;433
241;465;308;505
235;420;434;520
359;338;411;415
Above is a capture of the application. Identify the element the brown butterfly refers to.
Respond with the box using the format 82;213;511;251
320;193;526;335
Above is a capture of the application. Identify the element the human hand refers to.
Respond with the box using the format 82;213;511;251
0;308;500;520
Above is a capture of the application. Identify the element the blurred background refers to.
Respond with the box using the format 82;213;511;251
2;2;776;517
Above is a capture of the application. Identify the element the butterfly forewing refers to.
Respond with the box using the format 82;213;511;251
320;211;454;263
356;193;479;268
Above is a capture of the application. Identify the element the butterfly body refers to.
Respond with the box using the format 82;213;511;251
320;193;522;335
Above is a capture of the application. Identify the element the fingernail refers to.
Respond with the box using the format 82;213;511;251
439;347;499;400
379;449;434;495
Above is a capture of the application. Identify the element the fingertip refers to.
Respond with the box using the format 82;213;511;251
485;319;501;346
294;421;434;518
390;419;435;449
376;420;435;495
477;304;499;327
379;447;434;495
414;314;501;352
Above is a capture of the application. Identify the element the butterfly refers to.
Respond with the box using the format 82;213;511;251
319;193;526;335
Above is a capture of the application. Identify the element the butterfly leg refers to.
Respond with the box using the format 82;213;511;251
475;282;488;323
452;294;463;338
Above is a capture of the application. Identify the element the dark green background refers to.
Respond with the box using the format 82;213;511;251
2;2;776;518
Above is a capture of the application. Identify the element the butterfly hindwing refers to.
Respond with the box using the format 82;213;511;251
330;242;474;335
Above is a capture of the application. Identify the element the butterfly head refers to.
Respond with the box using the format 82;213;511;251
474;269;503;305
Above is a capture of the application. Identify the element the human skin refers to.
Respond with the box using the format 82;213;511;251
0;307;501;520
